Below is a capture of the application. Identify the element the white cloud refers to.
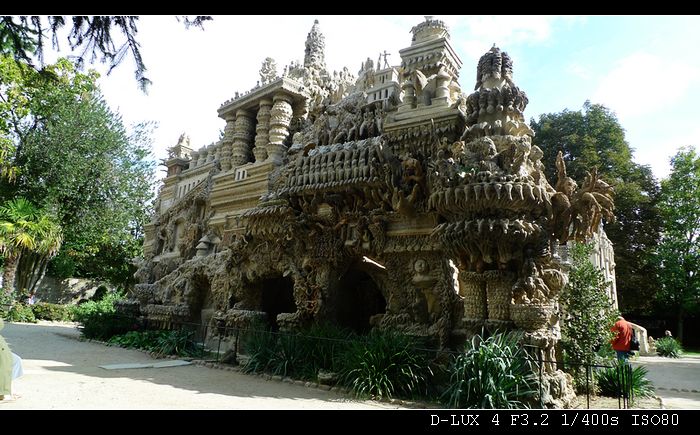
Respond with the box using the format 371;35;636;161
592;52;700;119
452;15;560;59
632;126;700;180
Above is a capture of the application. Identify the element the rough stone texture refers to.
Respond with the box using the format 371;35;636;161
135;18;618;408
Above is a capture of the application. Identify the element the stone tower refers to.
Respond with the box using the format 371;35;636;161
304;19;326;70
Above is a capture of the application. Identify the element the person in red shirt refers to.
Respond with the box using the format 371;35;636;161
611;316;632;361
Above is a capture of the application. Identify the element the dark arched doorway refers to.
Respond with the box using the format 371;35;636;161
260;276;296;331
335;267;386;334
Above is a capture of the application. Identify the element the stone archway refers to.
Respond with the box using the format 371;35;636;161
259;276;296;331
332;262;386;334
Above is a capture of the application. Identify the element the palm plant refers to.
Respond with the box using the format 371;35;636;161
0;197;63;295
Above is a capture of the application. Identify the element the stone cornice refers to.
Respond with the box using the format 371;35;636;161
217;77;309;119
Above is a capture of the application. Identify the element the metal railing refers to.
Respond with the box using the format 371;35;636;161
84;313;638;409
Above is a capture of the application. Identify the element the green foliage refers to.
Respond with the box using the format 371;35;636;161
31;302;72;321
78;312;137;341
560;242;618;387
595;361;655;399
655;337;683;358
442;331;538;409
654;147;700;343
531;102;662;315
152;329;204;357
0;197;62;294
337;330;433;399
2;302;36;323
242;326;279;374
0;16;211;92
109;330;162;350
72;291;136;340
0;55;156;288
242;322;356;380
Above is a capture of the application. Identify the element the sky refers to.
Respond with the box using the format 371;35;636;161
44;15;700;180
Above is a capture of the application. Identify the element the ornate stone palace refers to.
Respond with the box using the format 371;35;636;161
132;18;615;406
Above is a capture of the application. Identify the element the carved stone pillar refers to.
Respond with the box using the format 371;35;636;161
189;151;199;169
197;148;208;166
220;115;236;171
484;270;514;323
206;144;216;163
459;271;487;334
253;99;272;162
267;93;293;165
231;109;255;167
460;271;487;318
399;80;415;112
213;141;222;162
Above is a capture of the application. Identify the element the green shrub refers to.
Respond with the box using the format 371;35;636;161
596;361;654;399
3;302;37;323
80;312;137;340
72;291;134;340
109;330;163;351
153;329;204;357
242;322;356;380
337;329;433;399
31;302;73;321
656;337;682;358
442;331;538;409
242;326;278;374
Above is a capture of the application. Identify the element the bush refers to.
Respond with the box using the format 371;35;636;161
337;329;433;399
79;312;138;340
31;302;73;321
72;290;133;340
109;330;163;351
3;302;37;323
153;329;204;357
655;337;682;358
242;322;356;380
596;361;654;399
442;331;538;409
242;326;278;374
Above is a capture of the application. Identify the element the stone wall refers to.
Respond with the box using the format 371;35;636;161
35;276;113;305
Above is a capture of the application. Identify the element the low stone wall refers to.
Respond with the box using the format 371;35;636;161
35;276;113;305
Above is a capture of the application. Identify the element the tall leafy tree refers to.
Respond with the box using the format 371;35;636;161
0;197;62;295
0;55;156;288
654;147;700;343
531;102;662;315
560;242;618;389
0;16;211;91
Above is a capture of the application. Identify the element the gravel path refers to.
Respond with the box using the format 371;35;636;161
0;321;405;410
633;355;700;409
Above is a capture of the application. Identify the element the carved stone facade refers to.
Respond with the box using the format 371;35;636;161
135;18;616;408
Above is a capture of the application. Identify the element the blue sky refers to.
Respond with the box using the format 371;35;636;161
48;15;698;180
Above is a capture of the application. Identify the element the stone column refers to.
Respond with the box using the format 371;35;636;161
189;150;199;169
206;144;216;163
219;115;236;171
231;109;255;167
399;79;415;112
484;270;514;323
197;147;208;166
267;93;293;165
459;271;487;334
253;99;272;162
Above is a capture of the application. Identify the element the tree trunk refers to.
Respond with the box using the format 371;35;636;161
677;307;684;344
2;255;18;295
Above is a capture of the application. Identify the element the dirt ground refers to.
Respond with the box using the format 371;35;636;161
0;321;404;410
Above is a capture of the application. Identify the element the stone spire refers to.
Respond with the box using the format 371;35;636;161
462;45;532;137
304;19;326;70
474;45;514;90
